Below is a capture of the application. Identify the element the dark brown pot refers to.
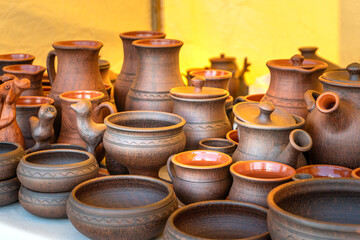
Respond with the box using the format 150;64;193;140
228;160;295;207
267;178;360;239
0;142;24;181
17;149;98;192
199;138;236;156
114;31;165;112
262;54;327;119
296;164;352;178
163;200;270;240
66;175;177;240
125;39;185;112
0;53;35;75
0;177;20;206
299;46;340;72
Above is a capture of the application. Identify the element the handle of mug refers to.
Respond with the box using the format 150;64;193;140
93;101;117;119
166;154;176;181
46;50;57;86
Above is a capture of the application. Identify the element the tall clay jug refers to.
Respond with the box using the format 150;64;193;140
114;31;166;112
125;39;185;112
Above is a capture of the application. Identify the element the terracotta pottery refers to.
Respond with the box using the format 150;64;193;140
0;142;24;181
304;63;360;169
0;53;35;75
98;59;112;87
228;160;295;207
114;31;166;112
235;93;265;103
185;67;206;84
19;185;70;219
232;101;313;168
209;53;250;98
296;164;352;178
198;138;236;156
17;149;98;193
125;38;185;112
66;175;177;240
292;173;314;181
171;77;231;150
163;200;270;240
299;46;340;72
167;150;232;204
352;168;360;179
261;54;327;119
267;178;360;239
3;64;46;96
0;177;20;206
226;129;238;145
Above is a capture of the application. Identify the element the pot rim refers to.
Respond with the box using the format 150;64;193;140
171;150;232;169
3;64;46;75
52;40;103;50
319;75;360;88
0;53;35;62
296;164;353;178
170;92;229;102
59;90;104;102
352;167;360;179
132;38;183;48
120;31;166;40
266;59;328;73
226;130;238;145
16;96;54;108
189;69;232;80
0;142;23;158
199;138;236;150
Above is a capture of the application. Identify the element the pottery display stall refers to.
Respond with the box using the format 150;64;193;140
299;46;340;72
67;175;177;240
296;164;352;178
0;53;35;75
199;138;236;156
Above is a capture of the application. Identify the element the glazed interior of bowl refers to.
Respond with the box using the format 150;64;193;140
122;31;165;38
16;97;54;106
296;164;352;178
61;90;103;100
0;143;18;154
25;150;89;165
226;130;239;144
134;39;182;47
0;53;34;61
190;69;231;78
54;40;102;48
3;64;44;73
245;93;264;102
173;151;232;167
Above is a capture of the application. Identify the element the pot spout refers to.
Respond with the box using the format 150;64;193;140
316;92;340;114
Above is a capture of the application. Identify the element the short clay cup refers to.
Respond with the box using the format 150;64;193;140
167;150;233;204
352;167;360;179
17;149;98;193
228;160;296;207
0;142;25;181
0;177;20;206
0;53;35;75
226;129;238;145
66;175;178;240
296;164;353;178
199;138;236;156
163;200;270;240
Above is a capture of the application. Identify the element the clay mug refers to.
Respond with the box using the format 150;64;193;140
0;53;35;75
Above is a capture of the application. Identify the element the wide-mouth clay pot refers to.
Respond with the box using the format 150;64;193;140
163;200;270;240
352;167;360;179
17;149;98;193
0;142;25;181
296;164;352;178
229;160;296;207
199;138;236;156
66;175;177;240
226;129;238;145
0;177;20;206
267;178;360;239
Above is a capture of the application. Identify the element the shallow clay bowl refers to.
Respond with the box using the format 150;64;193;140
296;164;352;178
199;138;236;156
17;149;98;193
352;167;360;179
0;177;20;206
226;130;238;145
0;142;24;181
163;200;270;239
66;175;178;240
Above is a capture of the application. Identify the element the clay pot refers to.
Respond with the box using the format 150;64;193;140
304;63;360;169
3;64;46;96
228;160;295;207
226;129;238;145
0;53;35;75
0;142;24;181
16;96;54;149
232;101;312;168
292;173;314;181
66;175;177;240
261;54;327;119
17;149;98;193
352;168;360;179
189;69;232;92
299;46;340;72
267;178;360;239
125;39;185;112
199;138;236;156
114;31;166;112
0;177;20;206
163;200;270;240
235;93;265;103
296;164;352;178
171;77;232;150
19;185;70;219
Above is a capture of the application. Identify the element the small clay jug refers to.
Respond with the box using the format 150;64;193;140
261;54;327;119
114;31;166;111
126;39;185;112
167;150;233;204
170;77;232;150
199;138;236;156
299;46;340;72
0;53;35;75
3;65;46;96
228;160;295;207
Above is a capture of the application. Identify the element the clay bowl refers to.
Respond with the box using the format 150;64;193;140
17;149;98;193
226;129;239;145
296;164;352;178
229;160;296;207
0;142;25;181
352;167;360;179
66;175;178;240
199;138;236;156
19;185;70;219
163;200;270;240
267;178;360;239
0;177;20;206
0;53;35;75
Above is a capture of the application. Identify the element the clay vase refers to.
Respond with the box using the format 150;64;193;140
296;164;352;178
125;39;185;112
0;177;20;206
170;77;232;150
0;142;25;181
16;96;54;149
114;31;166;111
199;138;236;156
167;150;232;205
228;160;295;208
299;46;340;72
3;65;46;96
304;62;360;169
261;54;327;119
0;53;35;75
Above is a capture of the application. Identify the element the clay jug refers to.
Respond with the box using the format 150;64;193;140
262;54;327;119
304;62;360;169
0;53;35;75
114;31;166;111
299;47;341;72
126;39;185;112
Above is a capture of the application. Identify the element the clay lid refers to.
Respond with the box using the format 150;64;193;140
320;62;360;84
267;54;327;72
170;76;228;99
233;101;296;127
209;53;236;62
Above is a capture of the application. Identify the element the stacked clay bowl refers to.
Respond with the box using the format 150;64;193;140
66;175;177;240
17;149;98;218
0;142;25;206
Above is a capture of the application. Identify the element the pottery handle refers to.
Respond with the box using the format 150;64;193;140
347;62;360;81
304;90;321;112
46;50;57;86
93;101;117;119
166;155;176;181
